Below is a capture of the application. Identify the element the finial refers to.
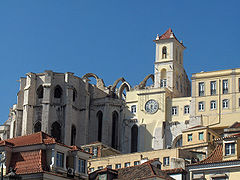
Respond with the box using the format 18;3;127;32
170;32;174;38
156;34;160;40
180;40;183;44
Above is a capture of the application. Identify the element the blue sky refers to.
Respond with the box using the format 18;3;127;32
0;0;239;123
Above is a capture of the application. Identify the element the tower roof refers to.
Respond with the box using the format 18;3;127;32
154;28;184;47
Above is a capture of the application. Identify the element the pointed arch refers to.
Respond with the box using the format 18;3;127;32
138;74;154;89
51;121;61;142
112;111;119;149
73;88;77;102
82;73;99;80
118;81;131;99
112;77;126;92
172;134;182;148
34;121;41;133
97;111;103;142
54;85;63;98
131;124;138;153
37;85;44;99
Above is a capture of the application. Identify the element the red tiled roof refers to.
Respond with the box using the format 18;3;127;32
9;149;48;174
230;122;240;128
155;28;183;46
192;144;223;165
0;132;56;147
162;168;187;174
117;163;174;180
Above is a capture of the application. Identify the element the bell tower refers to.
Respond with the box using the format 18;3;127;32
153;28;190;97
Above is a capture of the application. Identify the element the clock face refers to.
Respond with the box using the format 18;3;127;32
145;99;159;114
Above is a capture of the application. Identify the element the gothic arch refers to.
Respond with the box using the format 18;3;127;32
138;74;154;88
51;121;61;142
172;134;182;148
34;121;41;133
82;73;99;80
97;111;103;142
54;85;63;98
112;77;126;92
131;124;138;153
112;111;119;149
73;88;77;102
37;85;44;98
118;81;131;99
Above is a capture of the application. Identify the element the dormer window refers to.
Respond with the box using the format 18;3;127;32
162;46;167;59
56;152;64;168
225;143;235;155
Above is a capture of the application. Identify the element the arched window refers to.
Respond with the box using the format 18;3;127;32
160;69;167;88
73;88;77;102
112;111;118;149
162;46;167;59
34;121;41;133
71;125;76;145
51;121;61;142
131;124;138;153
54;85;62;98
37;85;44;99
97;111;103;142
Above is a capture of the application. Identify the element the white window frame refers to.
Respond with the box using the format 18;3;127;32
199;82;205;96
225;143;235;155
160;79;167;88
124;162;130;167
198;102;204;111
210;100;217;110
115;164;121;169
223;80;228;94
172;106;178;115
210;81;216;95
131;105;137;113
222;99;229;109
184;105;190;114
163;157;169;166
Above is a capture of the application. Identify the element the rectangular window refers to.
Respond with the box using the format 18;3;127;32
107;165;112;169
160;79;167;87
89;168;94;173
78;159;86;174
210;81;217;95
225;143;235;155
56;152;64;168
208;132;211;141
115;164;121;169
134;161;140;166
199;82;205;96
210;100;216;110
93;147;98;157
239;98;240;107
222;99;229;109
198;102;204;111
98;166;103;170
124;162;130;167
199;132;204;140
163;157;169;166
131;105;137;113
188;134;193;142
84;148;90;153
212;135;215;140
223;80;228;94
184;105;190;114
172;106;178;115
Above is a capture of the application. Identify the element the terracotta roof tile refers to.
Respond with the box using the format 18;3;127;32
9;149;47;174
230;122;240;128
191;144;223;165
117;163;174;180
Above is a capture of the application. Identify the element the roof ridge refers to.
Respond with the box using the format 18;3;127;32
147;163;155;176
